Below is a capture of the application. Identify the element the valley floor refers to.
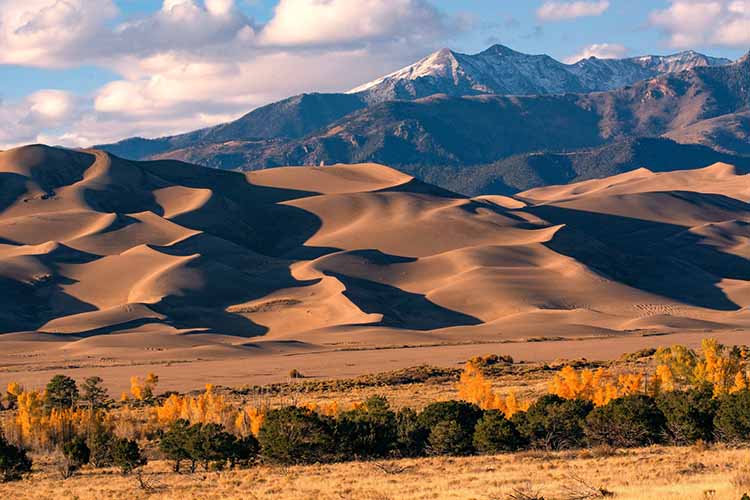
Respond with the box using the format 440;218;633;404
3;330;750;395
3;445;748;500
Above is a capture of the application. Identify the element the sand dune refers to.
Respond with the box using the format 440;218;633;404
1;145;750;385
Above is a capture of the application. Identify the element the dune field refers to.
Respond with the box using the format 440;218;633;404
1;145;750;392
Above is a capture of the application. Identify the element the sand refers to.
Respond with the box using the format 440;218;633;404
1;145;750;392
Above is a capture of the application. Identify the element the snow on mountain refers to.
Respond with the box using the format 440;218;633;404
350;44;732;103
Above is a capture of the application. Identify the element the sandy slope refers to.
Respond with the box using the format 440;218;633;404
1;145;750;389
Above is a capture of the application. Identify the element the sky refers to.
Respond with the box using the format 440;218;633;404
0;0;748;148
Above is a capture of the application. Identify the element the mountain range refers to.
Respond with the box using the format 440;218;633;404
98;45;749;195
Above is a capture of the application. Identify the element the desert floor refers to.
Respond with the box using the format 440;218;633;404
2;445;749;500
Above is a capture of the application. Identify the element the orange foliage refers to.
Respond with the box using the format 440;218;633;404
457;361;530;417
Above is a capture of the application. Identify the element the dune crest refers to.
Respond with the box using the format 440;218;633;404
1;146;750;363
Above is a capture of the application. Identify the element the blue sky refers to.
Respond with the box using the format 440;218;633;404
0;0;748;148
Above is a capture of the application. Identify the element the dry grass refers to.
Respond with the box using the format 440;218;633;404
2;446;748;500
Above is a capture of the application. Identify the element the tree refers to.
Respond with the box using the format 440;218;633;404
159;419;193;473
191;423;235;471
585;395;667;448
473;410;524;453
258;406;333;465
112;438;147;475
44;375;79;410
60;437;90;479
0;433;32;482
427;420;472;456
418;401;483;456
80;377;110;410
657;385;718;444
334;396;397;459
228;435;259;469
394;408;428;458
512;395;593;450
87;424;116;468
714;389;750;443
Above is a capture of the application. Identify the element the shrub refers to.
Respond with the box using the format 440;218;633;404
0;433;32;482
657;386;718;444
45;375;79;410
191;423;236;471
335;396;397;459
60;437;90;478
585;395;666;448
229;435;259;469
80;376;110;409
87;424;116;468
258;406;333;464
715;389;750;442
394;407;428;457
427;420;472;456
418;401;482;455
512;395;593;450
473;410;524;453
159;419;192;473
112;438;147;475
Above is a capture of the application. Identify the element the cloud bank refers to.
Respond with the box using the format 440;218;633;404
0;0;458;147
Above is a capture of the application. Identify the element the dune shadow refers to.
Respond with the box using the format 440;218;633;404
528;202;750;310
325;271;482;330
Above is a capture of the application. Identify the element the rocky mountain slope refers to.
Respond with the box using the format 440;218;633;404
350;44;730;103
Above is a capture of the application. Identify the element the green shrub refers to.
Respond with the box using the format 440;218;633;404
585;395;666;448
87;424;115;468
60;437;90;479
0;433;32;482
45;375;79;410
512;395;593;450
657;386;718;444
159;419;193;473
715;390;750;443
418;401;482;456
335;396;397;459
191;423;236;471
229;435;259;469
258;406;333;464
473;410;524;453
394;407;428;457
112;438;147;475
427;420;473;456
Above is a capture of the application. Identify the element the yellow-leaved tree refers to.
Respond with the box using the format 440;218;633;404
457;361;530;417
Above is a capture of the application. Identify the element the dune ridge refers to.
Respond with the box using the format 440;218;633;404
1;145;750;367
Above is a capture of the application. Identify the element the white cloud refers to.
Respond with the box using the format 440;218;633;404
0;0;461;149
650;0;750;48
260;0;447;47
564;43;628;63
537;1;610;21
0;90;80;148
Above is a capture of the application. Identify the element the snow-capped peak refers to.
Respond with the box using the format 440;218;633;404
349;44;731;104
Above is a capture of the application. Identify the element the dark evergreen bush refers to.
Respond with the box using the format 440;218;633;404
45;375;79;410
60;436;90;478
427;420;473;456
335;396;397;459
112;438;147;475
87;423;116;468
258;406;333;464
418;401;482;455
228;435;259;469
585;395;666;448
159;419;193;473
512;394;593;450
394;407;428;457
657;386;718;444
715;389;750;443
0;433;32;482
473;410;524;453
